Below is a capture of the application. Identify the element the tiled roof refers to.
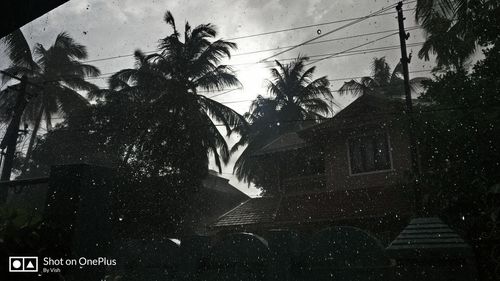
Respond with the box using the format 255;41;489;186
203;170;250;200
212;197;280;227
387;217;472;258
212;187;413;229
301;93;404;134
255;132;308;156
253;94;403;156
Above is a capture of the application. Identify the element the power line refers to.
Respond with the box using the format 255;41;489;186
233;26;421;57
83;44;411;77
227;8;416;41
207;87;243;99
259;1;415;62
80;24;420;67
230;41;423;68
83;41;426;80
193;68;433;99
80;7;417;64
305;32;399;66
36;40;425;87
327;69;431;82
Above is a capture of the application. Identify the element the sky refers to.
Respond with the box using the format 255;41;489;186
0;0;437;197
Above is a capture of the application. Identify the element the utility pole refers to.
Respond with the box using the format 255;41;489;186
396;1;422;214
0;74;28;183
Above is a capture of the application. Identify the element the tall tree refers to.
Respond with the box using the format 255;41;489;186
415;0;499;68
338;57;426;97
0;29;100;173
148;11;247;174
232;56;333;187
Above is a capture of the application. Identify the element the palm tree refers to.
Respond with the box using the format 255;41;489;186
158;11;248;173
232;56;333;184
95;11;247;174
91;50;176;171
414;0;499;68
0;30;100;172
338;57;426;97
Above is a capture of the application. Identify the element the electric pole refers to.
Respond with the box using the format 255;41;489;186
0;74;28;183
396;1;422;214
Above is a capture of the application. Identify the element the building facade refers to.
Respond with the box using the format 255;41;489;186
213;94;417;244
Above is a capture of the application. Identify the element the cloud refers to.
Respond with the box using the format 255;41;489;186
1;0;436;196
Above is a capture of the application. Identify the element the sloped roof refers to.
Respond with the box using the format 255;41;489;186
212;186;413;229
254;132;308;156
253;94;404;155
213;197;280;227
203;170;249;200
386;217;472;258
303;93;404;133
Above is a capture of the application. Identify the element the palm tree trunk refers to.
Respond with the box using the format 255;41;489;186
21;106;44;174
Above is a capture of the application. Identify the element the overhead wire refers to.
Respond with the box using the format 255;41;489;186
305;32;399;66
258;0;415;62
80;5;417;64
232;26;421;57
46;40;425;84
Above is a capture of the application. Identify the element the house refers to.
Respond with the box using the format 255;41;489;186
188;169;250;235
212;94;416;243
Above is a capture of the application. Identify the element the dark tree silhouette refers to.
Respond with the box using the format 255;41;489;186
415;0;499;68
232;56;333;187
0;30;100;173
338;57;427;97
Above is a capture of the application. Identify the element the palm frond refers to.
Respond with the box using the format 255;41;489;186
194;65;240;91
60;76;99;92
0;66;35;86
339;79;368;96
371;57;391;86
299;76;332;100
164;11;176;28
55;85;90;117
2;29;37;70
198;95;248;135
53;32;88;60
390;62;404;84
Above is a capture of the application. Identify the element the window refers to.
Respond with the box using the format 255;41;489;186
348;133;392;174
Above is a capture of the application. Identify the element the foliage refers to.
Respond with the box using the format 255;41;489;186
0;30;100;171
233;56;333;193
16;11;248;236
415;0;500;68
416;44;500;228
338;57;427;97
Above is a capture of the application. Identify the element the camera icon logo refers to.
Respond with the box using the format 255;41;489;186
9;256;38;272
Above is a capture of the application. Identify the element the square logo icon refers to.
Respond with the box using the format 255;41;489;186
9;256;38;272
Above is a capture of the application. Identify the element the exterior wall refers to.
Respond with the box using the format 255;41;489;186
323;122;412;191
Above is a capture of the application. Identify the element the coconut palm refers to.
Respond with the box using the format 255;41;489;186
415;0;499;68
338;57;427;97
97;11;247;174
232;56;333;184
156;11;249;173
0;29;100;171
93;50;176;170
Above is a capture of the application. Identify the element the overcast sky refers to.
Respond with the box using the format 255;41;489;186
0;0;436;196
